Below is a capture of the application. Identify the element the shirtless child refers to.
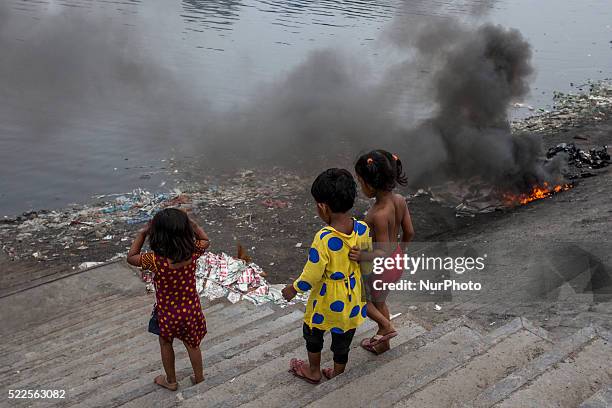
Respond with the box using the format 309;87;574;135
350;150;414;354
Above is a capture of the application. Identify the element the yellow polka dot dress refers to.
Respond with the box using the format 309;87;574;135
293;219;371;333
141;240;208;347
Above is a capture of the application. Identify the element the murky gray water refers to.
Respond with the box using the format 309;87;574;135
0;0;610;215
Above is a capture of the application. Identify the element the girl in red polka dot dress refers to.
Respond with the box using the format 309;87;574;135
127;208;210;391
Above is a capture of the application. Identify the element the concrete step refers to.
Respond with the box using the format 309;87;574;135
9;303;273;392
579;385;612;408
232;313;426;408
46;303;282;407
393;318;554;408
297;318;482;407
495;337;612;408
4;292;126;347
0;296;154;372
118;307;325;408
60;305;303;407
3;292;148;354
289;317;482;408
3;300;246;388
0;262;145;337
2;301;265;391
0;262;68;296
465;326;607;408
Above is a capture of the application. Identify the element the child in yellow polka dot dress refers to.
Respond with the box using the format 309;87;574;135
127;208;210;391
282;168;371;383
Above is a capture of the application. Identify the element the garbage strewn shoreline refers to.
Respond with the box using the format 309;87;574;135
1;80;611;278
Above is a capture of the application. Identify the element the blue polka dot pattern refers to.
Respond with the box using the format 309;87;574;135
349;305;360;318
296;281;311;291
349;276;356;289
312;313;324;324
319;283;327;296
308;248;319;263
330;272;345;280
327;237;343;251
330;301;345;312
354;221;367;236
361;304;368;318
331;327;344;334
320;230;332;239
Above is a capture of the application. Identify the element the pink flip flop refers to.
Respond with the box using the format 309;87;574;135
289;358;321;384
370;331;398;347
322;368;335;380
360;337;381;354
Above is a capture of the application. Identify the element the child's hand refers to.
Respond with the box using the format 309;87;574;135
349;246;362;262
140;222;151;236
282;284;297;301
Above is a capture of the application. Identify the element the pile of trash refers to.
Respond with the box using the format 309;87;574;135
546;143;610;179
195;252;306;306
0;189;192;263
141;251;308;306
0;167;307;266
512;81;612;133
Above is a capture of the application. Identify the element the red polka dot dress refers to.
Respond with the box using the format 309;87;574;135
141;240;207;347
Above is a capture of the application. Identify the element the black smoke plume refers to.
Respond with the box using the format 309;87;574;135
394;21;554;188
1;2;556;193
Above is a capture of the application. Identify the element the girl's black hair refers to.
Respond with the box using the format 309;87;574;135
354;149;407;191
149;208;196;263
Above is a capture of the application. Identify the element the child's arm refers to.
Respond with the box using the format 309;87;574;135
282;237;328;301
401;201;415;243
349;213;389;262
190;218;211;252
127;224;150;267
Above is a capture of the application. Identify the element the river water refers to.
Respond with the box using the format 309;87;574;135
0;0;610;215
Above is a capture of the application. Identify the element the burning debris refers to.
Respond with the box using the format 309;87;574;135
409;178;574;217
502;182;573;207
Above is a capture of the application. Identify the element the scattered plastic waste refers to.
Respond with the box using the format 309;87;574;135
512;81;612;133
0;189;190;264
78;262;105;270
1;167;306;271
179;252;307;306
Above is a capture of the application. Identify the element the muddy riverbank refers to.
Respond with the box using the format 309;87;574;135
1;82;611;295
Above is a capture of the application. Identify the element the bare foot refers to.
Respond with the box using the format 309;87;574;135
289;359;321;383
322;368;335;379
376;323;396;337
154;375;178;391
190;375;205;385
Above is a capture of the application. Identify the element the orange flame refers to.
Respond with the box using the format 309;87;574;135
503;182;572;206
